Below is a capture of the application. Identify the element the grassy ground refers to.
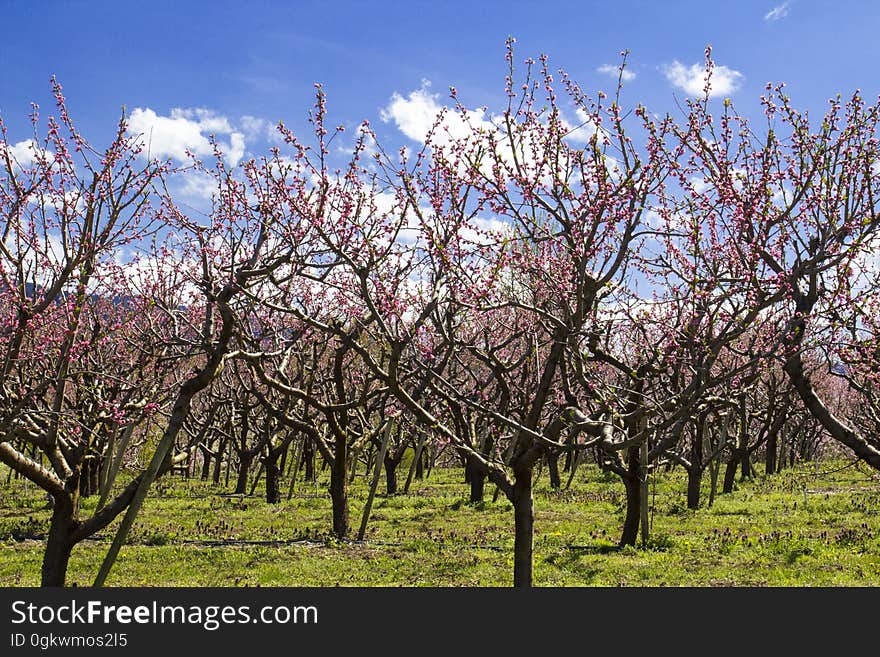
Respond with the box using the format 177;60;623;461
1;458;879;586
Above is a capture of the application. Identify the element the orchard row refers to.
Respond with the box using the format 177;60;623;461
2;48;879;586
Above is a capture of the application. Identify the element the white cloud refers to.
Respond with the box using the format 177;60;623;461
380;82;442;143
177;170;217;201
764;1;791;21
2;231;66;285
459;215;511;246
662;60;744;98
0;139;53;167
688;176;711;194
128;107;245;166
563;108;605;145
380;80;494;146
47;189;85;213
240;115;268;140
381;81;627;199
382;81;576;180
597;64;636;82
240;115;284;144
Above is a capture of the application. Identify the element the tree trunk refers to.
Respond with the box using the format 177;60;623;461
722;455;739;494
234;452;253;495
564;450;582;490
383;455;398;496
329;441;348;538
415;448;425;480
200;446;212;480
512;470;533;588
765;429;778;475
464;454;486;504
619;448;641;547
640;438;649;546
212;440;225;485
708;456;720;507
303;438;315;482
687;465;702;510
687;418;703;509
777;432;787;474
279;443;289;477
469;472;485;504
91;458;101;496
425;445;437;479
547;451;561;490
563;448;573;473
358;422;393;541
348;448;359;483
42;497;75;587
79;457;100;498
402;435;423;493
265;454;280;504
619;473;641;547
725;395;749;492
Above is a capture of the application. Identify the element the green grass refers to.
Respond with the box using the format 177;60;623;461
1;459;878;586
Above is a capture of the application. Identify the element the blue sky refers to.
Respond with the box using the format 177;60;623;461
2;0;878;196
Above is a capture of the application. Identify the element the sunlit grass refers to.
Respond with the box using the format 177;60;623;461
1;458;878;586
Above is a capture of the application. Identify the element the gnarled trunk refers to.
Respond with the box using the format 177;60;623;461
783;323;880;470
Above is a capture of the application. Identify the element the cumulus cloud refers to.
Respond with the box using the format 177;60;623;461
596;64;636;82
127;107;245;165
380;80;495;146
381;81;621;187
662;60;744;98
764;1;791;21
0;139;53;167
380;82;442;143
